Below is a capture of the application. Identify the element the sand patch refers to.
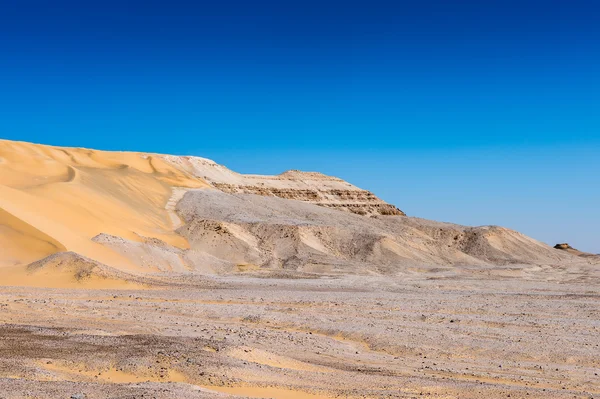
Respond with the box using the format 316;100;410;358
39;361;187;384
0;265;145;290
237;263;261;272
228;347;332;373
202;386;335;399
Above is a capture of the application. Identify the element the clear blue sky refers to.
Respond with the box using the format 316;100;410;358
1;1;598;252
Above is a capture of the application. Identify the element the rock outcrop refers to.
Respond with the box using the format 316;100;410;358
161;156;405;217
554;243;600;259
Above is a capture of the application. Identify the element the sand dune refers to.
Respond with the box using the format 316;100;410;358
0;139;590;288
0;139;210;284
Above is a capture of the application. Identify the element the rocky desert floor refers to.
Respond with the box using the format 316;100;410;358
0;268;598;399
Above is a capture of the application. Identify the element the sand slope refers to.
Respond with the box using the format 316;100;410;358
0;140;208;284
0;207;66;266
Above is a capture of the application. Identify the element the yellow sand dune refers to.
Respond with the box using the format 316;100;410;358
0;139;209;284
0;207;66;266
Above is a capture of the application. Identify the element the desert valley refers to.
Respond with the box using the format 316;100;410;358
0;139;598;399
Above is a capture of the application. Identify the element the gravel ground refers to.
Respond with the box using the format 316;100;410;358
0;271;598;399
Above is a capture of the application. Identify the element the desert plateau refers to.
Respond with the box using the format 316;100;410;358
0;139;598;399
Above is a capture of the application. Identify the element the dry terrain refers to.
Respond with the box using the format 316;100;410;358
0;139;598;398
0;273;599;399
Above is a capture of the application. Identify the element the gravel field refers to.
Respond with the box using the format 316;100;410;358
0;271;598;399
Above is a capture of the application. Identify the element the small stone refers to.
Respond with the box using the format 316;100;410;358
71;394;86;399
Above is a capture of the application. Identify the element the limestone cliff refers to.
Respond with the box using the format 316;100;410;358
161;156;405;217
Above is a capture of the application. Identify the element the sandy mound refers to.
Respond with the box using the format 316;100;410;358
92;233;190;273
0;252;146;289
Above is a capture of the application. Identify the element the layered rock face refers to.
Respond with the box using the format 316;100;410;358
161;156;405;217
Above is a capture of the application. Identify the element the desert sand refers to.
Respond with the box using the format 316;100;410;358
0;139;598;398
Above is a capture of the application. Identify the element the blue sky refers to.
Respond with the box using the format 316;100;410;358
1;1;599;252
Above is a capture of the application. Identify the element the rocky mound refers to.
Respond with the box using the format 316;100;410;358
27;251;116;278
19;252;148;288
174;190;576;274
554;243;600;259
